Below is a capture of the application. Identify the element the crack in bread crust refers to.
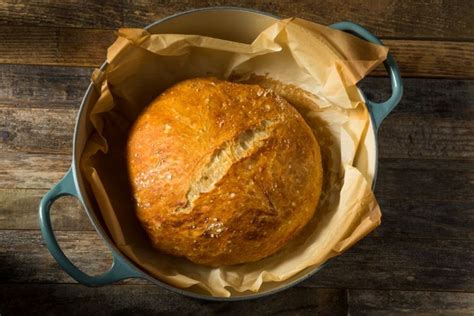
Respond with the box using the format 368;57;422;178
176;119;277;213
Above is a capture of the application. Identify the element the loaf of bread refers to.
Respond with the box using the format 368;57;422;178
126;78;323;266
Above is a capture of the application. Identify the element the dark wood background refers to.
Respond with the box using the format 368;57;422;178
1;1;473;315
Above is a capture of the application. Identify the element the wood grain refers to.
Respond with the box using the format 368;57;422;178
0;107;76;154
0;0;472;40
2;65;473;112
0;153;70;188
348;289;474;316
2;230;472;292
302;237;474;291
2;109;472;160
379;112;474;160
0;230;114;282
0;284;347;315
0;27;473;78
374;198;474;240
0;27;114;67
0;1;122;28
123;0;474;40
0;188;92;231
362;77;474;160
375;158;474;202
1;155;473;206
2;192;473;240
1;284;471;315
2;69;473;160
0;64;91;108
359;78;474;115
375;40;474;78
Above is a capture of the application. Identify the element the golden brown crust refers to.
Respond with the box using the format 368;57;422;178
126;78;323;266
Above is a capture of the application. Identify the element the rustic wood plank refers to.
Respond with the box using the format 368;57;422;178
123;0;474;40
379;112;474;160
0;27;114;67
2;230;472;292
303;237;474;291
2;71;473;160
361;77;474;160
0;188;92;231
0;66;472;112
375;159;474;202
0;1;122;28
0;230;114;283
1;27;473;79
0;153;70;188
374;40;474;78
1;155;473;205
0;107;76;154
0;64;91;108
374;198;474;240
0;0;472;40
1;284;472;316
348;289;474;315
2;76;473;160
2;188;473;241
2;108;472;160
0;284;347;315
359;78;474;115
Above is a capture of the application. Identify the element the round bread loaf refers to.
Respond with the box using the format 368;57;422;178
126;78;323;266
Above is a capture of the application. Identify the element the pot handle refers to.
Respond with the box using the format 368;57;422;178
330;21;403;130
39;168;142;286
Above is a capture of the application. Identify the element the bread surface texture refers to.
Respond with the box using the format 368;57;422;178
126;77;322;266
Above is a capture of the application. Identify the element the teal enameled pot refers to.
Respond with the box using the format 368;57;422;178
39;7;403;300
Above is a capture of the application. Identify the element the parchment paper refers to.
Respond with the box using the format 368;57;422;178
80;18;388;297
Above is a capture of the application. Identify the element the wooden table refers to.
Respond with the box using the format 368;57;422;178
1;1;473;314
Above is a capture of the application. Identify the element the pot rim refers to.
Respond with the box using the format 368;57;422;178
72;6;379;300
39;6;402;301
